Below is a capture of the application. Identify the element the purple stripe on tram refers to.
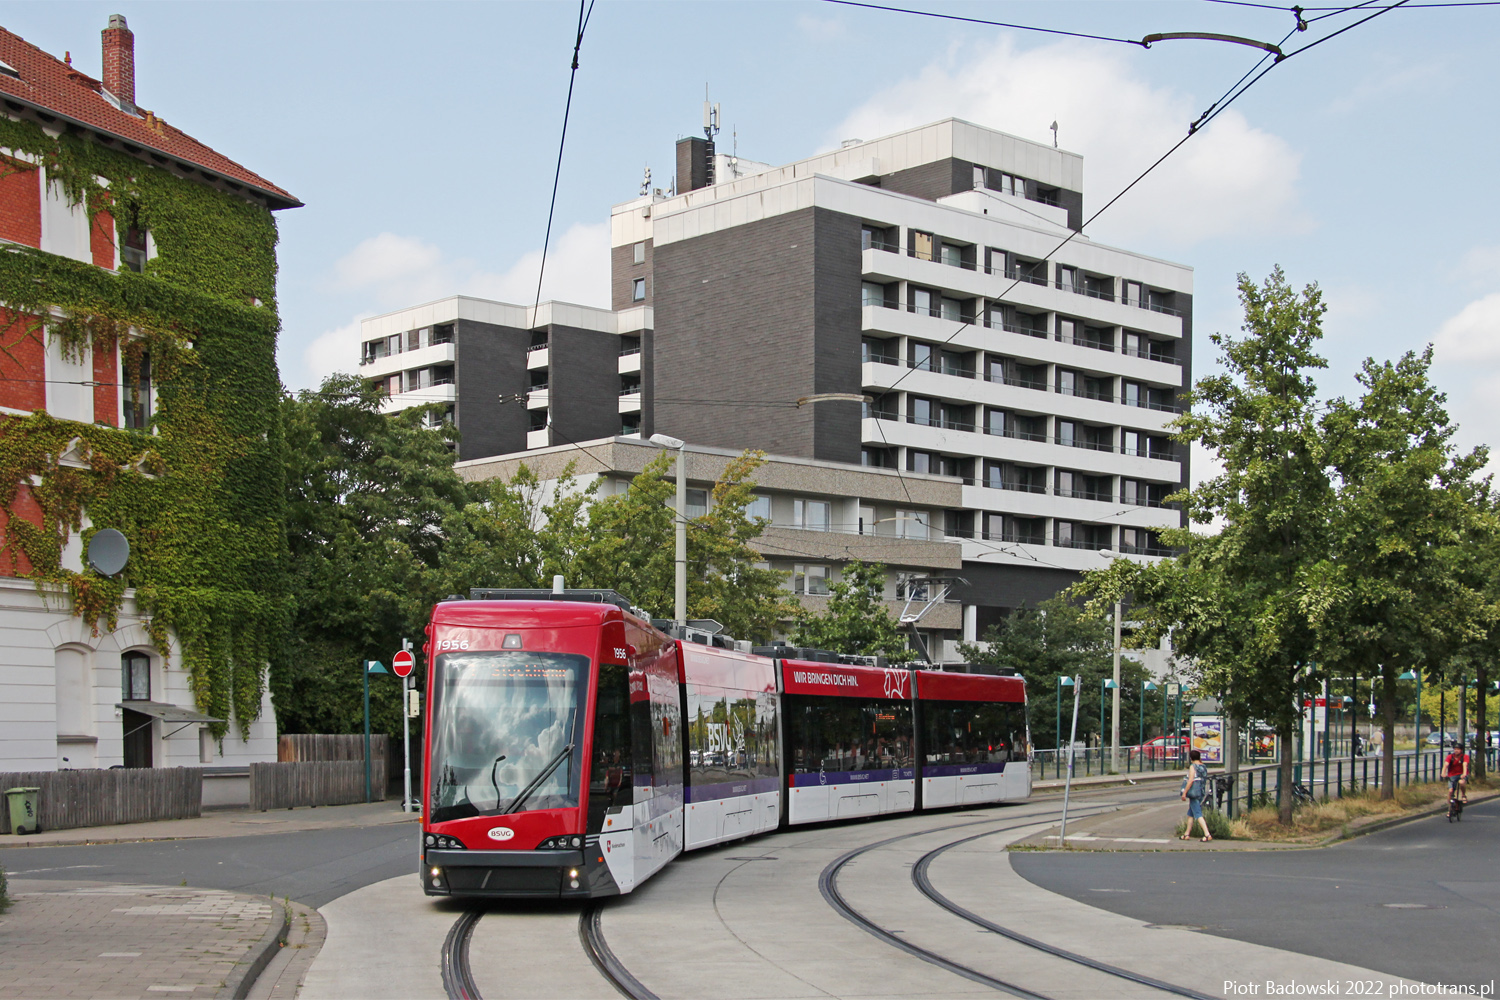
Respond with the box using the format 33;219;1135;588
920;761;1010;778
684;776;781;803
789;767;915;787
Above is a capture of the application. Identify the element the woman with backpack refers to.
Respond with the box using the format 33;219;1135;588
1179;749;1213;842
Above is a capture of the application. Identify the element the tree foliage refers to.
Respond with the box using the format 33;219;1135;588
787;560;912;660
957;598;1150;749
273;387;792;734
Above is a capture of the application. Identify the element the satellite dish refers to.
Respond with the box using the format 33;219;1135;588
87;529;129;577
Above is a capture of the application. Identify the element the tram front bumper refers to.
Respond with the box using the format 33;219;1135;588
423;848;588;898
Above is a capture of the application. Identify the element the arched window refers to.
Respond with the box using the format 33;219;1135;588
121;650;151;702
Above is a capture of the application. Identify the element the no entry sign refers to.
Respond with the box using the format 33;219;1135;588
392;649;416;678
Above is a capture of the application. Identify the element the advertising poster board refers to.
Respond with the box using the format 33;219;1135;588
1192;717;1224;763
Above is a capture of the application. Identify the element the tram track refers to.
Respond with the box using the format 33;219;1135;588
912;830;1217;1000
440;907;484;1000
819;801;1210;1000
580;901;661;1000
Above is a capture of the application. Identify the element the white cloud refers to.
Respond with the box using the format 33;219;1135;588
288;222;611;390
1459;245;1500;286
795;13;846;40
828;37;1305;246
1433;292;1500;365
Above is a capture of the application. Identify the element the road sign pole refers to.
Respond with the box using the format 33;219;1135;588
402;638;413;814
363;661;372;803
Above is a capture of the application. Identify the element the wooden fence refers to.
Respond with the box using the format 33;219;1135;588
0;767;202;834
249;758;387;810
278;734;388;763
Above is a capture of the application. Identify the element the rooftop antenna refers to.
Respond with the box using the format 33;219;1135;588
702;86;720;186
640;164;651;197
1050;121;1059;148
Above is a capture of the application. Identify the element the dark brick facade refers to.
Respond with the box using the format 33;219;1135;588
550;324;625;445
453;319;529;462
651;206;865;463
611;239;653;311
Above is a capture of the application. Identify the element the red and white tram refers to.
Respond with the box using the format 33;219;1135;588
419;591;1029;899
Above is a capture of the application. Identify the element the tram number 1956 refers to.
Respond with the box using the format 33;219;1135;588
435;639;471;651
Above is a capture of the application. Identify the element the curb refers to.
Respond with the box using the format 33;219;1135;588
1033;770;1186;793
1;813;420;850
220;896;290;1000
1320;788;1498;845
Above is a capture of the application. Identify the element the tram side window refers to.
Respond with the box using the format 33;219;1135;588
784;695;913;775
687;686;778;784
630;687;655;795
920;700;1028;766
588;663;634;834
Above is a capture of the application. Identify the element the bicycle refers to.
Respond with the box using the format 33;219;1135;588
1448;789;1464;822
1290;781;1315;807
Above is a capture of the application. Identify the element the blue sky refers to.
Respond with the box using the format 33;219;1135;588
6;1;1500;471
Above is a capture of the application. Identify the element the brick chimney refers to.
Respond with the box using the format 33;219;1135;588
101;14;135;114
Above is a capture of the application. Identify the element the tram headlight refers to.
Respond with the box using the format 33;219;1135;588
429;866;443;887
571;836;582;848
425;834;436;847
569;869;579;878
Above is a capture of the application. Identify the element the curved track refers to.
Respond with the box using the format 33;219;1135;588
580;901;660;1000
820;803;1212;1000
911;829;1216;1000
441;908;484;1000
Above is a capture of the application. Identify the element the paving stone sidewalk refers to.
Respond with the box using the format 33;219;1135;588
0;879;285;1000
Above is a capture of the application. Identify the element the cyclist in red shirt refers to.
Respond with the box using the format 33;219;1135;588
1445;747;1470;804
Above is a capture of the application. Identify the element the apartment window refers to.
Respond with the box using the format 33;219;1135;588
793;499;831;531
862;337;896;365
686;488;709;519
387;334;402;356
1055;520;1076;547
121;651;150;701
1084;376;1112;402
631;277;646;302
794;564;831;596
1057;420;1076;448
895;510;929;540
1082;274;1113;301
619;335;641;357
1057;266;1078;294
1123;281;1145;308
898;574;930;601
1121;479;1145;506
909;397;936;427
909;342;934;371
973;166;986;190
1007;516;1046;545
1013;414;1044;441
1057;317;1077;345
1056;470;1076;498
940;297;963;322
911;287;936;317
940;244;963;268
1123;331;1144;358
1057;369;1077;397
621;415;641;435
861;281;886;308
432;323;455;346
861;225;894;252
746;494;771;521
990;171;1024;197
1123;381;1144;408
861;447;890;468
633;241;645;265
1122;430;1143;457
408;328;424;351
910;230;935;262
124;351;151;430
858;505;876;535
529;408;547;432
907;450;938;475
985;408;1005;437
121;226;148;273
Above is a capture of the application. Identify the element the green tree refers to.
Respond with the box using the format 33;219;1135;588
1307;347;1491;797
788;560;912;660
271;375;467;736
957;598;1149;751
1078;268;1333;822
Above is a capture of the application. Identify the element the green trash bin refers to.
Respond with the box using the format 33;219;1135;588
5;786;40;835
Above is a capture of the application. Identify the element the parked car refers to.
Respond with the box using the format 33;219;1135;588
1138;735;1187;761
1425;732;1459;748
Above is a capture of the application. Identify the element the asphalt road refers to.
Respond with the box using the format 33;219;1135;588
0;822;418;908
1011;797;1500;990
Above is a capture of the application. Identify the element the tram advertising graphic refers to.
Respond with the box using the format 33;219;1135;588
419;593;1029;900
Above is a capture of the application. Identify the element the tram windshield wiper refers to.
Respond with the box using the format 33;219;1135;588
489;754;507;804
500;743;574;815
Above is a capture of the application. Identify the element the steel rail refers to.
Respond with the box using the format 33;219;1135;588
440;908;484;1000
580;901;660;1000
912;830;1218;1000
818;808;1119;999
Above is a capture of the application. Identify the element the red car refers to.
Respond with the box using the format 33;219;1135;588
1137;736;1187;761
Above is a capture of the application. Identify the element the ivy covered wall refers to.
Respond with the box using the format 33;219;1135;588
0;113;289;737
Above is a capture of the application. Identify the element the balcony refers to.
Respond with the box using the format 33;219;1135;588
526;428;550;450
618;352;642;374
527;347;549;369
526;389;549;410
619;391;643;413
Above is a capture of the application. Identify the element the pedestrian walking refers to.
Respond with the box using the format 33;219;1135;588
1179;749;1213;842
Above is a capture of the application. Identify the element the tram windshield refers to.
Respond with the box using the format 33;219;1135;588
428;651;589;824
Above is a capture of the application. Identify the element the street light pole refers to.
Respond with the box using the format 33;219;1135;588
1098;549;1124;774
649;433;688;623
